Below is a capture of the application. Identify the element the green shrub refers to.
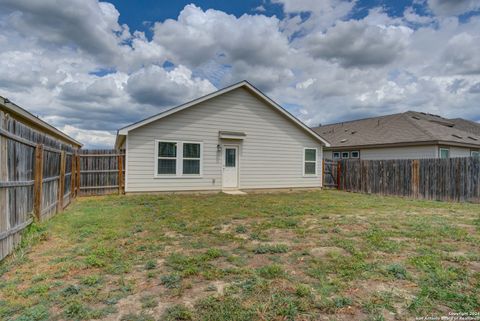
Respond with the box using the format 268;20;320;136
386;263;407;279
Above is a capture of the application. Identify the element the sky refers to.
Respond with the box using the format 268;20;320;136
0;0;480;148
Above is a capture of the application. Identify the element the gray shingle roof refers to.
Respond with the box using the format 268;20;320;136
312;111;480;148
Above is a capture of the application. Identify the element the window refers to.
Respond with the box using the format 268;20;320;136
351;151;360;158
341;152;350;159
472;151;480;158
439;148;450;159
158;142;177;175
156;141;202;177
333;152;340;160
225;148;236;167
304;148;317;175
183;143;201;174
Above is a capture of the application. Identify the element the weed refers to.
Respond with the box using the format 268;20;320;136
144;260;156;270
160;273;182;289
235;225;247;234
140;295;157;309
253;244;289;254
386;263;407;279
162;304;193;320
257;264;284;279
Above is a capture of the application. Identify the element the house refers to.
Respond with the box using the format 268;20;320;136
312;111;480;160
115;81;330;193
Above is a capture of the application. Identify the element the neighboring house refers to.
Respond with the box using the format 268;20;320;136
313;111;480;160
0;96;82;150
115;81;330;193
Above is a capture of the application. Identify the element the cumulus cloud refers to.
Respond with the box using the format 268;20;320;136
126;65;216;106
304;20;412;68
427;0;480;16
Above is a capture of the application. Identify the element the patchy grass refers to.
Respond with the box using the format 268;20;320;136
0;190;479;320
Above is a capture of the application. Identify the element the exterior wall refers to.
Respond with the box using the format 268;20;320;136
324;150;333;160
125;87;323;192
447;146;472;158
359;145;438;160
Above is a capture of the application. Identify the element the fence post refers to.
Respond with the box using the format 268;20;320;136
76;154;81;197
33;144;44;221
71;153;76;199
337;160;342;190
57;151;66;212
0;111;10;256
118;154;123;194
411;159;419;198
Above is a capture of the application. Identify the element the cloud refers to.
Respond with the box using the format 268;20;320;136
126;65;216;106
442;32;480;75
304;20;412;68
61;124;116;149
427;0;480;16
153;4;291;69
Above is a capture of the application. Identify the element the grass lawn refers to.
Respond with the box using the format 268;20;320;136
0;190;479;321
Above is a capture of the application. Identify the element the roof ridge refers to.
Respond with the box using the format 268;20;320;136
315;111;406;128
401;112;438;140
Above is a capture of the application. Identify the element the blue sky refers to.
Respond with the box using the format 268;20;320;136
0;0;479;147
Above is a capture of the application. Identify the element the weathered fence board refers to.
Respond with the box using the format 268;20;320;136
339;157;480;202
78;149;125;196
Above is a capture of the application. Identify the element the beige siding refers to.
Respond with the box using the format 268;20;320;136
447;146;471;158
359;145;437;160
125;87;323;192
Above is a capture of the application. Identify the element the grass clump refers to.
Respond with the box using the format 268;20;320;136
162;304;193;320
257;264;284;279
160;273;182;289
144;260;156;270
386;263;407;279
253;244;289;254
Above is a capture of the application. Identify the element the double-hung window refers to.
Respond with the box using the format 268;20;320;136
158;142;177;175
183;143;201;175
156;141;202;177
304;148;317;176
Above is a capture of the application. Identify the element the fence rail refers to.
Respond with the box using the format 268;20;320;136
338;157;480;202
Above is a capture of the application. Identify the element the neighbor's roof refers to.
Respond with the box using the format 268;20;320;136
0;96;82;147
312;111;480;149
116;80;330;147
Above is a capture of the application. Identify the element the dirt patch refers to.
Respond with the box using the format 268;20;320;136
310;247;350;258
469;261;480;273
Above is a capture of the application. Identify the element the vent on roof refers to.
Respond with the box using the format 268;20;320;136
468;136;478;141
340;139;348;143
351;131;357;134
452;134;463;139
412;116;420;120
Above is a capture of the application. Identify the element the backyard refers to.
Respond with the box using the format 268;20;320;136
0;190;479;321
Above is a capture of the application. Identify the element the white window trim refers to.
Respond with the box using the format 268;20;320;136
471;150;480;157
154;140;203;178
303;147;318;177
351;151;360;159
341;151;350;159
333;152;341;160
439;147;450;159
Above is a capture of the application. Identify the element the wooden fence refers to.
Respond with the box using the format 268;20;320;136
78;149;124;196
338;157;480;202
0;110;125;260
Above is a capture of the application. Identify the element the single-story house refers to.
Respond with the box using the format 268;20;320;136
313;111;480;160
115;81;330;193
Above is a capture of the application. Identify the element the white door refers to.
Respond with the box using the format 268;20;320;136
222;146;238;188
